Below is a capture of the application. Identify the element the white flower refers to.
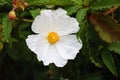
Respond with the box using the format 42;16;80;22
26;8;82;67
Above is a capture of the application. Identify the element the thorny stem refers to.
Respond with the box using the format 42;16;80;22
15;18;33;22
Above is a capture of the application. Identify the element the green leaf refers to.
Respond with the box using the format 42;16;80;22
91;0;120;10
13;39;35;61
0;0;7;5
7;46;20;61
0;41;3;52
65;5;80;15
0;13;7;23
80;72;103;80
2;16;12;43
78;20;88;41
29;8;41;19
108;42;120;55
28;0;74;6
71;0;83;6
83;0;91;6
18;22;31;39
101;50;117;76
76;8;88;23
90;57;102;68
89;13;120;43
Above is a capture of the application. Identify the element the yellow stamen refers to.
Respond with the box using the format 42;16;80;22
47;32;59;44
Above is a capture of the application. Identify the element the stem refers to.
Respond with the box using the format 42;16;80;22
104;6;119;15
22;18;33;22
15;18;33;22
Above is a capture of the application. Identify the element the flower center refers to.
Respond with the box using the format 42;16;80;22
47;32;59;44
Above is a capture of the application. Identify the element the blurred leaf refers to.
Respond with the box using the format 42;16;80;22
83;0;91;6
89;13;120;43
20;11;31;18
0;13;7;23
0;0;8;5
14;39;35;61
101;50;117;76
7;46;20;61
90;57;102;68
18;22;31;39
76;8;88;23
80;72;103;80
78;20;88;40
2;16;12;43
83;20;104;69
28;0;74;6
91;0;120;10
0;41;3;52
29;8;40;19
65;5;80;15
33;71;47;80
108;42;120;55
71;0;83;5
60;77;69;80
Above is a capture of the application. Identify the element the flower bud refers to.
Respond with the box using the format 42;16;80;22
12;0;18;8
23;2;28;7
8;10;16;20
20;2;28;11
12;0;28;11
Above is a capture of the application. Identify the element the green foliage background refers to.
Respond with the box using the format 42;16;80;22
0;0;120;80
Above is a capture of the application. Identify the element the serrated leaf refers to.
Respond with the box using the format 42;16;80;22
76;8;88;23
91;0;120;10
66;5;80;15
28;0;74;6
101;50;117;76
108;42;120;55
2;16;12;43
78;20;88;40
29;8;40;19
89;13;120;43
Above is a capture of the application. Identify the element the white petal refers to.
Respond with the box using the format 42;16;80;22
53;8;67;16
26;34;49;61
42;45;67;67
56;35;82;59
52;15;79;36
31;10;53;36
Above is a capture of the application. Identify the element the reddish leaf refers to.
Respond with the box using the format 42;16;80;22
89;13;120;43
